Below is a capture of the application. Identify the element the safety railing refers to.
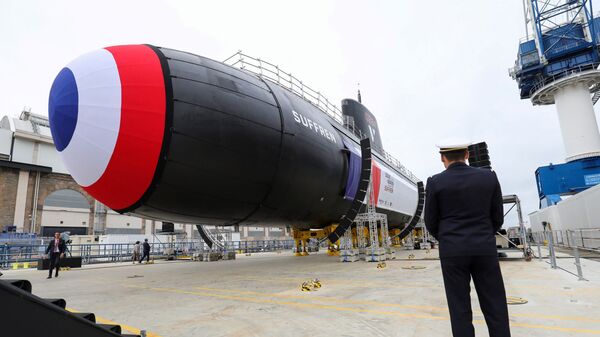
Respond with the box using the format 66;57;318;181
530;229;600;281
529;62;600;96
223;51;420;183
224;51;344;124
0;239;295;269
533;228;600;251
220;240;294;253
380;151;419;182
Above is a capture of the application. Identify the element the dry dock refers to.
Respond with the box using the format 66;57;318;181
3;249;600;337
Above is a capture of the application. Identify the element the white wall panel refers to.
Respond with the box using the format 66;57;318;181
37;143;68;173
106;213;143;229
41;206;89;228
11;139;34;164
529;184;600;231
0;129;12;158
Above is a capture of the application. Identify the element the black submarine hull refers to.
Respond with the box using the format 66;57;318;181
48;45;421;229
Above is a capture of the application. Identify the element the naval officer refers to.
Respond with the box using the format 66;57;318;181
424;139;511;337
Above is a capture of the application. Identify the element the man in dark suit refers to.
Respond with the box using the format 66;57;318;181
140;238;151;263
425;140;510;337
45;232;67;279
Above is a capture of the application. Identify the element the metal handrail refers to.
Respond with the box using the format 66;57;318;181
529;62;600;95
224;51;344;124
0;240;296;268
532;228;600;251
198;225;226;250
519;35;536;44
223;51;420;183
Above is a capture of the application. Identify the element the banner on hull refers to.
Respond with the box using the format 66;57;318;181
343;139;418;215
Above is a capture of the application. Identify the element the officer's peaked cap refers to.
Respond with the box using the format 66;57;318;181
436;137;472;153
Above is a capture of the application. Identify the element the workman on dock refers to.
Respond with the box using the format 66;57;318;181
424;139;511;337
140;239;151;263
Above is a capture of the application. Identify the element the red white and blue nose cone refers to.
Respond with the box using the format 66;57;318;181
48;45;166;211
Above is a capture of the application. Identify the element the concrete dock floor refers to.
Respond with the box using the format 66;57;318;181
2;248;600;337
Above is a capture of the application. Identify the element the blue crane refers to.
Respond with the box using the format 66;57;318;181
510;0;600;208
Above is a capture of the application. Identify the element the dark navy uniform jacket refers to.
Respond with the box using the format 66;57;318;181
424;162;503;258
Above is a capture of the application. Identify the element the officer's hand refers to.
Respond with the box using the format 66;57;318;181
60;253;64;258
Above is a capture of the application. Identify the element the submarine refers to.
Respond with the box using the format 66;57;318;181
48;44;423;230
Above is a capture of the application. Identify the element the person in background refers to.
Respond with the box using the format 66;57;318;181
133;241;141;264
424;139;510;337
139;239;151;263
45;232;67;279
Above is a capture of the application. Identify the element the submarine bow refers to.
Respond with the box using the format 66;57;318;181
49;44;422;229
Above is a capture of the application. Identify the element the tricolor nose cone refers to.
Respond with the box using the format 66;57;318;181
48;45;167;211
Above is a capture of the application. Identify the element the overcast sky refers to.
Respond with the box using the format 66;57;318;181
2;0;597;227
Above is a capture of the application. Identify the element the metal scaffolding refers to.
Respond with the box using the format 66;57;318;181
349;182;393;262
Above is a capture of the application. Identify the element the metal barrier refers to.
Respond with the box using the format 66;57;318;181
566;230;586;281
546;231;558;269
534;229;600;251
0;239;295;269
531;229;598;281
528;63;600;95
221;240;294;253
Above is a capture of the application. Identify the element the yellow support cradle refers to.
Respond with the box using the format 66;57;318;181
291;224;339;256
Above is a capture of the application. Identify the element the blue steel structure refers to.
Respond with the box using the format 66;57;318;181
535;157;600;207
514;0;598;99
511;0;600;207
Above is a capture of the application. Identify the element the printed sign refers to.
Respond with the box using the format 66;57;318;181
371;160;418;215
342;139;418;216
584;173;600;186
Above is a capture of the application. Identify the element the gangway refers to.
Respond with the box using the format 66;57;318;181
496;195;530;258
196;225;226;250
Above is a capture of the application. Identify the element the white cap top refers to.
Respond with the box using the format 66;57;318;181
436;137;472;153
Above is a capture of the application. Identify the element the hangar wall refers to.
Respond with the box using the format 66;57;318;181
529;183;600;231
